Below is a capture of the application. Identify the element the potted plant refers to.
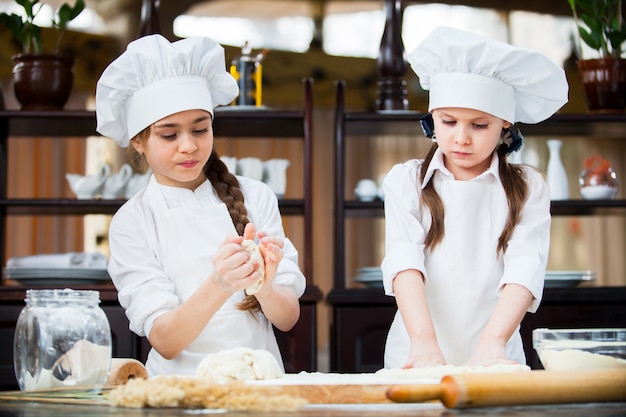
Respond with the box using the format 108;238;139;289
0;0;85;110
567;0;626;113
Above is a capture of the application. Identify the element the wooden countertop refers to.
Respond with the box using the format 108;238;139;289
0;398;622;416
0;361;623;416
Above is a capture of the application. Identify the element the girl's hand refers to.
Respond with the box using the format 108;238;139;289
210;233;263;293
256;233;283;286
243;223;285;286
243;223;284;289
464;339;516;366
404;339;447;368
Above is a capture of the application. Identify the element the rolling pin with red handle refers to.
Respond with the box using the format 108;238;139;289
386;369;626;408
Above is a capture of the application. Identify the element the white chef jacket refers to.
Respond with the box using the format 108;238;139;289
108;175;306;376
381;149;550;368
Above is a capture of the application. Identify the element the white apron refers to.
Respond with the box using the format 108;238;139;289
384;180;525;368
145;201;282;376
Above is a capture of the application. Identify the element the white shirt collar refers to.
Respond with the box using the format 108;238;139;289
155;178;217;208
421;147;501;189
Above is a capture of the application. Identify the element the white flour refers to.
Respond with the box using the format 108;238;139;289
537;348;626;371
22;340;110;391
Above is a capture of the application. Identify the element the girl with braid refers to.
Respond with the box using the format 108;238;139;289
381;27;568;369
96;34;305;376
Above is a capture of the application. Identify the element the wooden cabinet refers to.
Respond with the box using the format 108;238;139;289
328;79;626;373
0;79;321;389
328;286;626;373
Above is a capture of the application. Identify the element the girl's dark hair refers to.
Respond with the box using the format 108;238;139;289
419;133;528;255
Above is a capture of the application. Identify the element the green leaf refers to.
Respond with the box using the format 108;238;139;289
0;13;25;42
579;26;603;50
568;0;624;57
55;0;85;30
16;0;40;22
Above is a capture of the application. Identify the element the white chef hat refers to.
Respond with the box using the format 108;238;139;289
96;34;239;147
408;26;568;124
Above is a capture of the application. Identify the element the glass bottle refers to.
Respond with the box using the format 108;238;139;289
13;289;112;391
579;154;619;199
229;41;266;107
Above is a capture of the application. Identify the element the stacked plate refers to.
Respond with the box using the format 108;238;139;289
353;266;383;287
3;267;111;286
545;270;596;288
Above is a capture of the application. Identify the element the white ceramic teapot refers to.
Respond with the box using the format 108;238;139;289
125;169;152;199
102;164;133;199
262;159;290;198
66;164;110;199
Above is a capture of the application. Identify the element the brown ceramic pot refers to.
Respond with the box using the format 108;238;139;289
11;54;74;111
577;58;626;113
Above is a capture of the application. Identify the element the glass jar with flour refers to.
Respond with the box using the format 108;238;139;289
13;289;112;391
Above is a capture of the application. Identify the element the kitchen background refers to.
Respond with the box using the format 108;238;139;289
0;0;624;373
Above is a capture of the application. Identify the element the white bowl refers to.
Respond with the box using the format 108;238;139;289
580;185;618;200
533;328;626;371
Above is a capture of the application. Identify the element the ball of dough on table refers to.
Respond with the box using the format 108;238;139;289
196;347;283;383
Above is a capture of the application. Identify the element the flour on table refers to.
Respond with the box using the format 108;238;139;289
196;347;283;383
374;363;530;380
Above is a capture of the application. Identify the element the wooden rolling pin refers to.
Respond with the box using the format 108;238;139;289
106;358;148;386
387;369;626;408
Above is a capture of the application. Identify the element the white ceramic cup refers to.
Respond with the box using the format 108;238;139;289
237;157;264;181
355;179;379;201
220;156;237;173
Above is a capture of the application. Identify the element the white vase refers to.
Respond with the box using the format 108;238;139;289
546;139;569;200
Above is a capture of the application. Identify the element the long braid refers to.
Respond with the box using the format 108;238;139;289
204;150;261;312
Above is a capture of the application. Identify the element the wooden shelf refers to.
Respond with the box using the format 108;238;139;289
518;113;626;138
341;199;626;218
0;79;320;376
340;111;626;138
550;199;626;215
0;198;307;216
0;108;307;139
331;78;626;373
0;110;97;137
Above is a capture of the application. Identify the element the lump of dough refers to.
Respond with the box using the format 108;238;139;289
196;347;283;383
374;363;530;381
250;349;284;380
242;240;265;295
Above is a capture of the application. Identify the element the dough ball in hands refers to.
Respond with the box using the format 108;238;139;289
242;239;265;295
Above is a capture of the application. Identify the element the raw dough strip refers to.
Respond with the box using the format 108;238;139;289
242;240;265;295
